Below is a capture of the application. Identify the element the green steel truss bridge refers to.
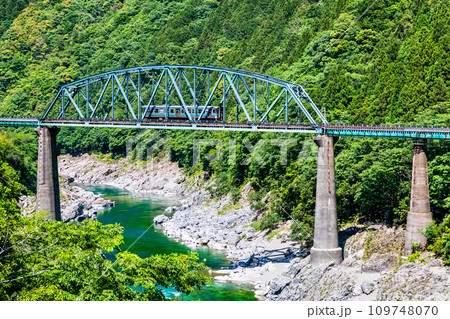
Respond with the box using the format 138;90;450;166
0;65;449;139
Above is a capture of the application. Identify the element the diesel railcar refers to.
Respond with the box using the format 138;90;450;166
145;105;222;121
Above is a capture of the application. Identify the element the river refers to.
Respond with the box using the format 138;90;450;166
79;184;257;301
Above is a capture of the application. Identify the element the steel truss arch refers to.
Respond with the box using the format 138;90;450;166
41;65;328;133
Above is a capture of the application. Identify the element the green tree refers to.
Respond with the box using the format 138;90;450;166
0;211;210;301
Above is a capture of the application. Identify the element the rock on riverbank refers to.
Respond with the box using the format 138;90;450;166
156;184;301;256
264;225;450;301
59;154;186;196
20;181;114;222
160;190;254;251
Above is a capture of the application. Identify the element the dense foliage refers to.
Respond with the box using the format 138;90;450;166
425;215;450;265
0;0;30;37
0;130;37;193
0;212;210;300
0;1;448;246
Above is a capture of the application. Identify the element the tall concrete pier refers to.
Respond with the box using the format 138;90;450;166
35;127;61;221
404;138;432;255
310;136;343;267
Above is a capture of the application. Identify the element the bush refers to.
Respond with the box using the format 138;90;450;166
290;217;314;246
260;213;281;230
407;252;423;263
425;215;450;264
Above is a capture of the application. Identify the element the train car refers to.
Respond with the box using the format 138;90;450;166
145;105;222;121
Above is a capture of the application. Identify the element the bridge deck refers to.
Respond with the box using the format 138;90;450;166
0;118;449;139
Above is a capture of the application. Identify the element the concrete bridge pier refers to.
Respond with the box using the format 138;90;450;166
310;136;343;267
404;138;433;255
35;127;61;221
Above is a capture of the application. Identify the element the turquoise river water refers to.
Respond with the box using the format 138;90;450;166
80;184;257;301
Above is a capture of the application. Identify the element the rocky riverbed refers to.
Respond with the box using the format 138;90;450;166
20;180;115;222
55;154;450;301
59;154;305;298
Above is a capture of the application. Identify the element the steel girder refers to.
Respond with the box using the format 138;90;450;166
323;125;450;139
41;65;328;132
0;118;449;139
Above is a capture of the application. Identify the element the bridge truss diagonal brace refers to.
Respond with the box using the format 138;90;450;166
162;70;185;111
143;70;166;118
104;75;128;120
57;88;76;119
286;86;319;130
126;73;145;108
42;88;63;120
64;88;86;120
166;68;193;122
258;87;287;124
88;75;113;120
210;74;246;120
180;69;200;107
196;73;224;122
238;75;262;117
273;95;293;123
223;73;252;122
297;85;328;125
79;89;96;114
113;74;137;121
219;74;237;105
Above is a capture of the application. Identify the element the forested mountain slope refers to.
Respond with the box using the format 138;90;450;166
0;0;449;243
0;0;449;122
